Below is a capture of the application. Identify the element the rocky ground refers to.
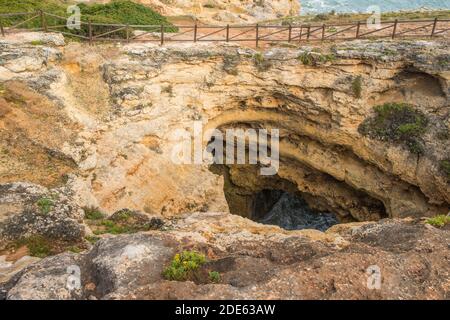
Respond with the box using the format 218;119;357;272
0;32;449;299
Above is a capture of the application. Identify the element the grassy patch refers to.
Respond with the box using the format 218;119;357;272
263;9;450;26
86;209;160;235
83;207;104;220
85;235;101;244
29;40;45;46
358;103;428;154
426;215;450;228
440;160;450;179
352;75;363;98
12;235;53;258
297;51;335;66
36;197;54;214
253;52;272;72
0;0;177;38
223;54;240;76
163;250;207;281
208;271;221;283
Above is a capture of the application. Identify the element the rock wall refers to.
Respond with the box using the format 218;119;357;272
78;0;301;23
0;33;449;223
0;32;449;300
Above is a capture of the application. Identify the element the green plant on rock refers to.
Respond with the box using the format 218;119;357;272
13;235;53;258
352;75;363;98
208;271;221;283
85;235;101;244
83;207;104;220
253;52;272;72
222;54;240;76
87;209;155;235
440;160;450;179
36;197;54;214
297;51;335;66
163;250;206;281
358;102;428;154
426;215;450;228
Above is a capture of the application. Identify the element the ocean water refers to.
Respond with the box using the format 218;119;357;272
301;0;450;14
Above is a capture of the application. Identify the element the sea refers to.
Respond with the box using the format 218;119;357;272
301;0;450;14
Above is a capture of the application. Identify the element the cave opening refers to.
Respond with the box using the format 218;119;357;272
209;164;342;232
251;189;339;231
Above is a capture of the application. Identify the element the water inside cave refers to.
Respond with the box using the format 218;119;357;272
252;190;339;231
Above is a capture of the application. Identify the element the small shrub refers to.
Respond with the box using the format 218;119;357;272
426;215;450;228
358;103;428;154
223;54;240;75
87;209;157;235
440;160;450;179
36;197;54;214
14;236;53;258
208;271;221;283
83;207;104;220
313;13;329;21
163;250;206;281
68;245;82;253
297;51;335;66
253;52;272;72
29;40;44;46
352;75;363;98
85;235;101;244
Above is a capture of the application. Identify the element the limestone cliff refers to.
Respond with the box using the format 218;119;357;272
0;32;449;299
78;0;301;23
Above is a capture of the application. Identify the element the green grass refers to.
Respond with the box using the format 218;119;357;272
358;102;428;154
0;0;177;38
253;52;272;72
352;75;363;98
208;271;221;283
85;235;101;244
297;51;336;66
426;215;450;228
29;40;45;46
440;160;450;179
262;9;450;26
83;207;105;220
13;235;53;258
163;251;207;281
86;209;155;235
36;197;54;214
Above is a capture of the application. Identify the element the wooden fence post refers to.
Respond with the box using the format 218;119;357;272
39;10;48;32
126;24;130;43
226;24;229;42
356;21;361;38
0;17;5;37
255;23;259;48
288;23;292;42
306;25;311;41
88;19;93;45
322;24;326;40
160;24;164;45
194;22;197;42
431;17;438;37
299;26;303;42
392;19;398;39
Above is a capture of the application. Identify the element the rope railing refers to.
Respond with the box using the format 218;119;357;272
0;11;449;46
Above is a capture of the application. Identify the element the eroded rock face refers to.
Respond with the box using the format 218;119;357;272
0;34;448;222
120;0;300;24
0;183;85;248
2;215;449;300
